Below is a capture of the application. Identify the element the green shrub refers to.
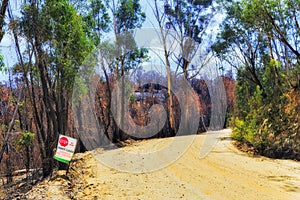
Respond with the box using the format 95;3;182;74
231;118;245;142
231;117;258;146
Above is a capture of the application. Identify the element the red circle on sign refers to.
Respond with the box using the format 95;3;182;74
59;137;69;147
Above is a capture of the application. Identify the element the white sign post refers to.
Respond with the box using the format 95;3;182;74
54;135;77;164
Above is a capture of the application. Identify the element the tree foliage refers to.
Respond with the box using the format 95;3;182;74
163;0;214;79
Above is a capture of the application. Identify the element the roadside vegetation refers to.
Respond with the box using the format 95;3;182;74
213;0;300;160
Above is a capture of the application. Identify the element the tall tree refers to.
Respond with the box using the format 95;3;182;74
16;0;93;176
163;0;214;79
109;0;148;141
150;0;176;130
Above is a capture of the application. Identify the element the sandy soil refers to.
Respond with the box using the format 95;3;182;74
24;129;300;200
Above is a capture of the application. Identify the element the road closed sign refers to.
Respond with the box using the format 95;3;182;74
54;135;77;164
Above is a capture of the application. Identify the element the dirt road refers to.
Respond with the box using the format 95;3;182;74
26;129;300;200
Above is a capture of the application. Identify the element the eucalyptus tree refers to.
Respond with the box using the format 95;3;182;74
110;0;147;77
17;0;93;176
107;0;148;141
150;0;214;131
163;0;214;79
